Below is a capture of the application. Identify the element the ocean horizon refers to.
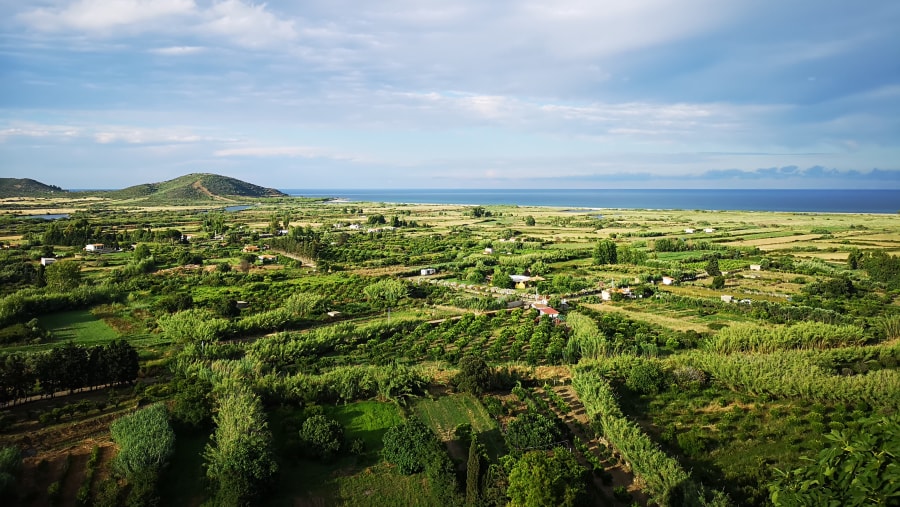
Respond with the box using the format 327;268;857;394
281;189;900;214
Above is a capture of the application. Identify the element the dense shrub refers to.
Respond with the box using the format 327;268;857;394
299;415;344;460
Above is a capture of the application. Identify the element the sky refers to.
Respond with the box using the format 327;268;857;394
1;1;899;190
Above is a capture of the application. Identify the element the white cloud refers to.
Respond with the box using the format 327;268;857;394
201;0;296;48
149;45;205;55
214;145;359;161
20;0;196;32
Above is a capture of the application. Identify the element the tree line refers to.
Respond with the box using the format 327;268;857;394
0;340;139;405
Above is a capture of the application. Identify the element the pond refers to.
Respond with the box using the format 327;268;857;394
223;205;253;212
25;213;70;220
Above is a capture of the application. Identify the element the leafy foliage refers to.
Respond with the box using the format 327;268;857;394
299;415;345;460
382;417;436;475
204;388;278;506
770;415;900;506
505;412;562;452
453;354;492;395
506;448;587;507
110;403;175;478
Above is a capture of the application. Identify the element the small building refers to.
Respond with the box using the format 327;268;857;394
532;303;560;319
661;276;675;286
326;311;342;318
684;228;695;234
749;264;762;271
84;243;113;254
258;254;277;263
484;247;494;254
348;224;361;230
40;257;57;266
704;228;715;233
420;268;437;276
236;301;250;309
720;295;734;303
242;245;260;253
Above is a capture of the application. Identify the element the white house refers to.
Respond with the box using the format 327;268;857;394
84;244;113;254
40;257;57;266
661;276;675;285
749;264;762;271
420;268;437;276
348;224;361;230
704;228;716;233
721;295;734;303
684;228;695;234
484;247;494;254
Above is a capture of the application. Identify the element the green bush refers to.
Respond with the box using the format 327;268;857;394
299;415;344;461
625;361;666;394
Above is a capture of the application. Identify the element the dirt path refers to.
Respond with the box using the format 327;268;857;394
191;181;235;202
537;385;649;506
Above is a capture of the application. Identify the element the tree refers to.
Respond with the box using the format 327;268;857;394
382;417;437;474
770;415;900;506
0;445;22;499
594;239;617;265
110;403;175;478
505;413;562;452
285;293;326;319
204;389;278;506
492;267;513;289
102;340;139;386
453;354;492;395
506;448;587;507
363;279;407;321
705;256;721;277
625;360;666;394
44;260;81;291
524;215;536;226
133;243;151;261
466;436;484;506
711;275;725;289
847;248;863;269
299;415;344;461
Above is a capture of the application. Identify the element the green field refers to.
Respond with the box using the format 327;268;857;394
270;401;407;506
413;393;505;459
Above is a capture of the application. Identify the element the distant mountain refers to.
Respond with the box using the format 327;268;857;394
105;173;287;202
0;178;67;198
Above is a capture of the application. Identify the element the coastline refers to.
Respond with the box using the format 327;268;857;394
283;189;900;214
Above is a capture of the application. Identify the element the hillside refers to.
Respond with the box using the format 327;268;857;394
105;173;286;202
0;178;67;198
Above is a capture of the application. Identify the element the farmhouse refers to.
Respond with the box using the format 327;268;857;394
749;264;762;271
258;254;277;263
531;303;560;319
510;274;544;289
484;247;494;254
84;244;114;254
684;228;695;234
661;276;676;285
40;257;57;266
243;245;260;253
721;295;734;303
704;228;716;233
420;268;437;276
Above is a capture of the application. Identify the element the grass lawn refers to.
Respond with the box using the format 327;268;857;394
0;309;127;353
413;393;505;460
269;401;406;506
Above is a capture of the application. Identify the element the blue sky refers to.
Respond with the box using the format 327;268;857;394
1;1;899;189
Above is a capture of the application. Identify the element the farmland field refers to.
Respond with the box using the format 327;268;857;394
1;192;898;507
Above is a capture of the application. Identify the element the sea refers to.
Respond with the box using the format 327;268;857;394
281;189;900;214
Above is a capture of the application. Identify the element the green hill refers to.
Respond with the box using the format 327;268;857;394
0;178;67;198
106;173;286;202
